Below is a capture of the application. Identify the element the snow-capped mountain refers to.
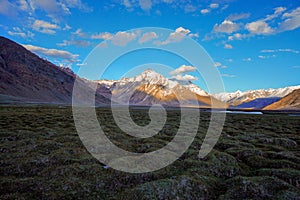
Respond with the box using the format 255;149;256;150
95;69;299;109
96;69;225;108
97;70;209;96
213;85;300;106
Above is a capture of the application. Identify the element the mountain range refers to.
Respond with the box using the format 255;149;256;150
212;86;300;106
0;36;299;110
96;69;226;108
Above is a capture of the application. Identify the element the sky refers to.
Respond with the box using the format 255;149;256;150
0;0;299;92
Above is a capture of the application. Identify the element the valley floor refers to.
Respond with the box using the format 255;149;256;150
0;106;299;199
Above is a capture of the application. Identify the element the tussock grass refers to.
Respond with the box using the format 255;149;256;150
0;106;299;199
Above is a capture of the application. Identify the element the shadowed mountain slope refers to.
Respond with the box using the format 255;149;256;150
263;89;300;110
0;36;111;105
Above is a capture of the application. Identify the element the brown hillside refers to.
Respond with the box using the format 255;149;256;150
263;89;300;110
0;36;110;105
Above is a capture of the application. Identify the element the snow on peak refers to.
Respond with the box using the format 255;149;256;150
119;69;179;90
213;85;300;104
183;83;209;96
95;69;209;97
133;69;165;83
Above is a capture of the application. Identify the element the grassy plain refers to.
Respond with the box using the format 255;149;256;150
0;106;299;199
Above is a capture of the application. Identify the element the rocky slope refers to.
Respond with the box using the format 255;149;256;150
0;36;111;105
263;89;300;110
232;97;281;110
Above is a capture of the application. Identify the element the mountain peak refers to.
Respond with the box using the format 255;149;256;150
139;69;164;78
125;69;167;85
142;68;158;73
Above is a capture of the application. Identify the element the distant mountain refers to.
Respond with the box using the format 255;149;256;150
213;86;300;106
97;69;226;108
263;89;300;110
0;36;111;105
232;97;281;110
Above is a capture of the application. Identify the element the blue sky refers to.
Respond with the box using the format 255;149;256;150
0;0;299;92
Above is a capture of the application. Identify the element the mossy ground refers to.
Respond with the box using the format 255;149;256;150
0;106;299;199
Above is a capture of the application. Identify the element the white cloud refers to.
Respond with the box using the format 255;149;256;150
224;44;233;49
22;44;79;62
62;0;92;12
221;4;229;10
111;31;137;46
213;20;240;33
28;0;61;14
18;0;30;11
63;24;71;30
139;0;152;11
228;33;248;41
209;7;294;39
282;7;300;18
214;62;227;68
91;32;113;40
76;63;87;66
57;40;90;47
200;3;219;15
210;3;219;9
277;48;299;53
261;49;299;54
200;9;210;14
173;27;190;34
278;7;300;32
244;6;299;35
59;3;71;15
214;62;221;67
258;55;266;59
265;6;286;21
261;49;276;53
242;58;252;61
170;64;196;75
221;74;235;78
8;27;34;38
228;33;243;41
226;13;250;21
171;74;198;81
139;32;158;44
184;4;196;13
123;0;132;8
188;33;199;38
32;19;59;34
258;55;276;59
90;30;139;46
8;31;26;38
245;20;273;35
158;27;191;45
27;0;92;15
72;28;86;38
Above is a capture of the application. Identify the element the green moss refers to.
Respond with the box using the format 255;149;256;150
245;156;299;169
117;175;215;200
256;168;300;188
220;176;300;200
